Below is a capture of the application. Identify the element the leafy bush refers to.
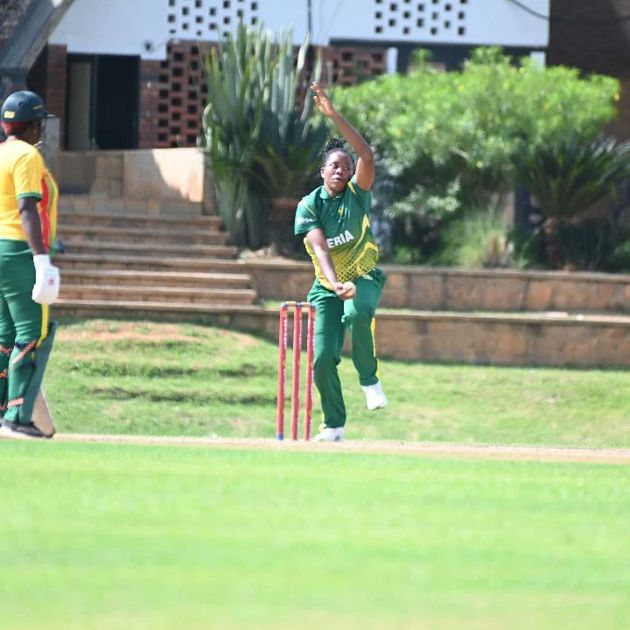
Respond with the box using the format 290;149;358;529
430;209;518;269
333;48;621;264
607;235;630;271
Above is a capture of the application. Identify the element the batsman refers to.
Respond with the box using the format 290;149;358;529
0;90;60;439
294;83;388;443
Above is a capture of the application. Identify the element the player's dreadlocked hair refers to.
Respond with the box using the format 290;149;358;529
320;137;354;169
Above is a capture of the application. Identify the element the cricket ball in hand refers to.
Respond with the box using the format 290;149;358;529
344;281;356;298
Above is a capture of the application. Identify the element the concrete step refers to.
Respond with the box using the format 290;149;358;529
58;225;228;246
60;284;257;305
55;298;262;316
60;269;253;289
58;211;223;231
55;253;245;273
60;240;238;258
59;195;205;217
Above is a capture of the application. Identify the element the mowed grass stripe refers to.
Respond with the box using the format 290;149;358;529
45;319;630;448
0;442;628;629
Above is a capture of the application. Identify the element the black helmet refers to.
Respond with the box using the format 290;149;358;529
1;90;53;123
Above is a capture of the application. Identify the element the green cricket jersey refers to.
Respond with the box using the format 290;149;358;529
294;175;379;289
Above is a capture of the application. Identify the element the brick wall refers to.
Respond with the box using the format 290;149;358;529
45;44;67;147
153;42;209;148
136;40;388;149
321;46;387;87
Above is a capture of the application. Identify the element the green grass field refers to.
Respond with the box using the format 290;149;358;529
2;318;628;629
45;319;630;447
1;441;628;630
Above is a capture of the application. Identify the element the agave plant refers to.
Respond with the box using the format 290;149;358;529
202;23;276;248
519;135;630;268
254;34;328;199
203;24;327;250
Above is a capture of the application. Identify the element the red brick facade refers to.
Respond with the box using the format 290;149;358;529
137;41;387;149
28;40;387;150
45;45;68;147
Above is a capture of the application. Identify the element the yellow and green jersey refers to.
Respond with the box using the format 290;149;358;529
294;175;379;288
0;139;44;241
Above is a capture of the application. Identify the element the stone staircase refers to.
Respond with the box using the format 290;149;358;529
55;203;260;314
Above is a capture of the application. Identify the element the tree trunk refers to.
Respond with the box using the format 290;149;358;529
542;217;565;270
268;196;299;255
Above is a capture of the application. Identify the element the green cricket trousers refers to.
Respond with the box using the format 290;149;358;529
307;267;387;429
0;239;50;423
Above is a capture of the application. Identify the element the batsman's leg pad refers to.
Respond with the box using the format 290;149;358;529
7;321;57;423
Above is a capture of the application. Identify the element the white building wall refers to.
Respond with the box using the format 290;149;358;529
50;0;549;60
49;0;172;60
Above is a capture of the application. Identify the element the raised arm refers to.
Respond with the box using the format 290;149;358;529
311;82;375;191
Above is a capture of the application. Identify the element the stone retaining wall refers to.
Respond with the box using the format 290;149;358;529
242;260;630;314
55;303;630;368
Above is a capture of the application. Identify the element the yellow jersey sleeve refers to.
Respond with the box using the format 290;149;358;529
14;149;43;200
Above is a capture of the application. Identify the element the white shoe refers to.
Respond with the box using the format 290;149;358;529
361;381;388;410
312;427;345;442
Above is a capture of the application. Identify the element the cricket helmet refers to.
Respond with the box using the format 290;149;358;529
1;90;53;123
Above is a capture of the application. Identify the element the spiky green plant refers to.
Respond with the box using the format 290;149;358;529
519;135;630;268
254;35;328;199
203;23;276;248
203;25;326;250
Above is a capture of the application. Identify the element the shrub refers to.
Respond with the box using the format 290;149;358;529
333;48;621;264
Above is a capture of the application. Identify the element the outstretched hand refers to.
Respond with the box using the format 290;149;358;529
311;82;336;118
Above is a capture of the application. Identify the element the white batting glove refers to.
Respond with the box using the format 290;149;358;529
32;254;60;304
